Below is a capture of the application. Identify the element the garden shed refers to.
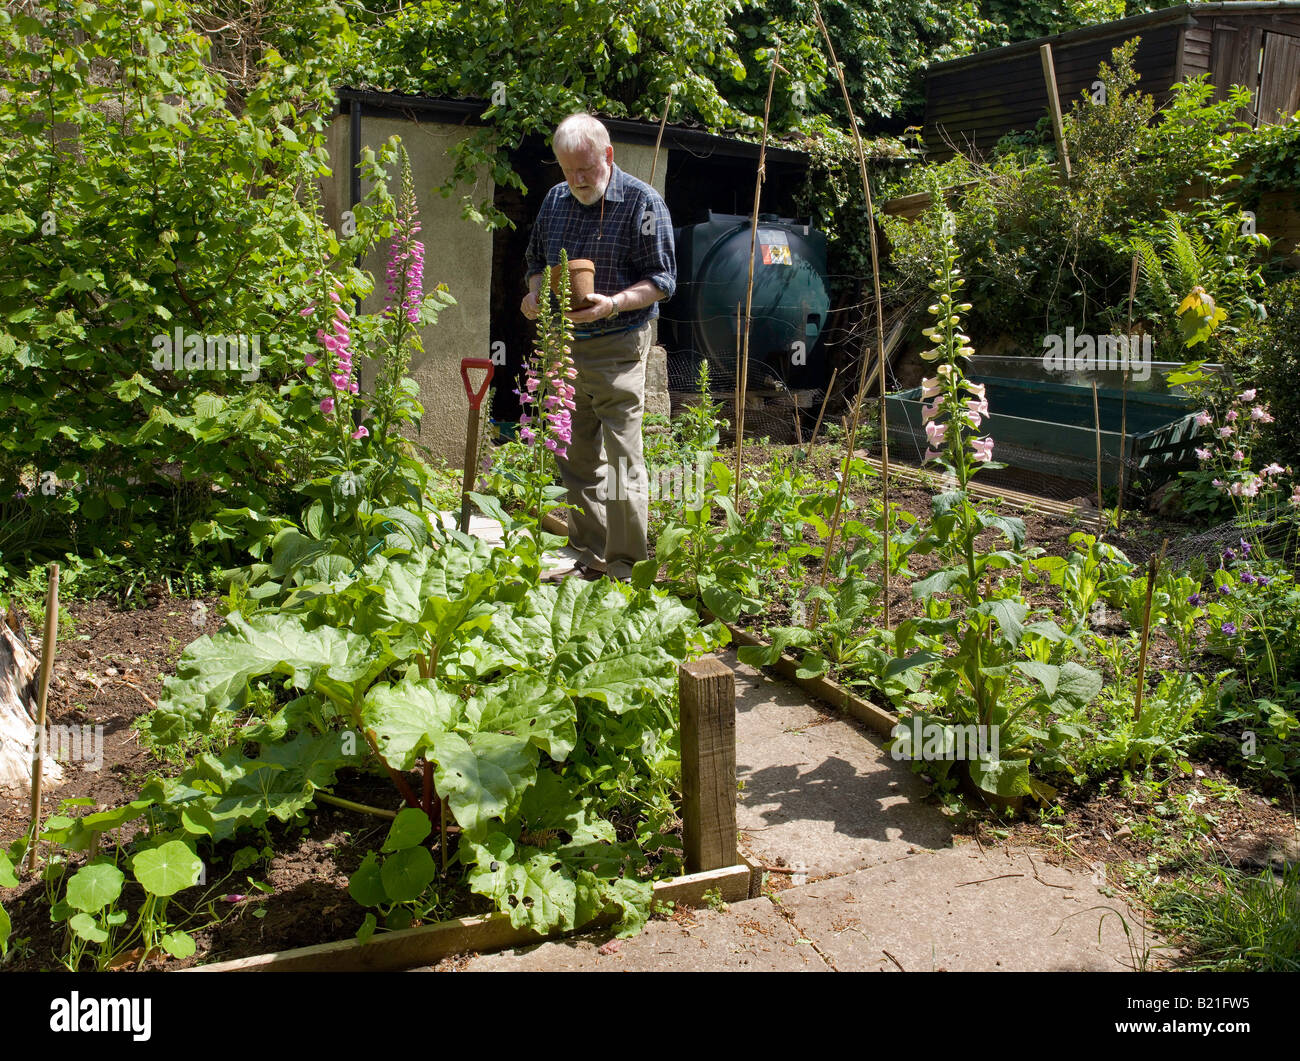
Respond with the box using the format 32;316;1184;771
323;89;812;464
922;1;1300;160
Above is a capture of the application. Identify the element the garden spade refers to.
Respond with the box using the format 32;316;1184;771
458;358;494;533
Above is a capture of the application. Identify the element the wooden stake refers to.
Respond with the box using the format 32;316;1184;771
1133;539;1167;724
734;42;782;509
1040;44;1072;180
811;2;891;633
679;657;737;873
808;366;838;449
27;562;59;875
1092;381;1104;530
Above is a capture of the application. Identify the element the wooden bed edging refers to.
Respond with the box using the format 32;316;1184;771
189;863;754;973
716;619;899;740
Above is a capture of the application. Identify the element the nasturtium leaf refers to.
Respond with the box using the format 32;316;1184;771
161;930;196;958
356;912;377;943
132;840;202;897
379;846;437;903
66;862;125;913
382;808;432;852
348;853;386;908
69;912;109;944
0;904;10;955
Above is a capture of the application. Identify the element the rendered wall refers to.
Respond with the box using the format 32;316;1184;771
325;115;493;470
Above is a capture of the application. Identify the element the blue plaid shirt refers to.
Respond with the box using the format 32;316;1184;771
524;163;676;334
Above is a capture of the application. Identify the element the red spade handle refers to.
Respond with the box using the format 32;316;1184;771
460;358;494;411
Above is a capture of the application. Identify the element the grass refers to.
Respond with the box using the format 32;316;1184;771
1152;858;1300;971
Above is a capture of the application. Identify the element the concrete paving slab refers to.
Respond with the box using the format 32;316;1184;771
728;651;953;876
777;844;1158;972
460;894;827;972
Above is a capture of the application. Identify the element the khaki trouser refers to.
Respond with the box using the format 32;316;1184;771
557;322;652;579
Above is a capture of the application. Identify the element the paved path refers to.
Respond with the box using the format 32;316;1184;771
436;651;1159;972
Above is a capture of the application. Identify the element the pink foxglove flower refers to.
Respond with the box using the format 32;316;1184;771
320;397;335;414
971;436;994;462
921;398;942;423
924;420;947;448
921;376;943;399
352;426;369;440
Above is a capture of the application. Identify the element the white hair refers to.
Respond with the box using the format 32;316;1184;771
553;113;610;156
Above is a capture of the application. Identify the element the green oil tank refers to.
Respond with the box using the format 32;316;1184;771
663;212;831;389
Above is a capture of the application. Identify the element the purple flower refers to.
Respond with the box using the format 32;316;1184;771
1240;539;1251;555
1221;621;1237;635
1258;576;1271;587
1218;583;1231;595
1240;572;1254;585
1187;592;1202;606
1223;547;1236;562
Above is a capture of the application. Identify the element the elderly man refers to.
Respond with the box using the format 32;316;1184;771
522;112;676;581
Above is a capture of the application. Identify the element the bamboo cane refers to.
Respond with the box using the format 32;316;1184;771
1133;539;1168;724
733;42;782;509
26;562;59;874
811;2;891;633
808;366;838;450
1117;255;1138;532
649;90;673;187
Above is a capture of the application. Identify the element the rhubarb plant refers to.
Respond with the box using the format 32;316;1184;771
139;526;707;936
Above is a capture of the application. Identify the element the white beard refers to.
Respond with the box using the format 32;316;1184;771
569;171;610;205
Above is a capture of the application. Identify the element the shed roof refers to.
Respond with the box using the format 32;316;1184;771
927;2;1300;75
335;87;812;165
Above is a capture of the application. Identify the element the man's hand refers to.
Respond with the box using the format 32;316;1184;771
567;292;616;325
520;290;541;320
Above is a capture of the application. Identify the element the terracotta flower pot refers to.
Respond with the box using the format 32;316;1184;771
549;258;596;308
